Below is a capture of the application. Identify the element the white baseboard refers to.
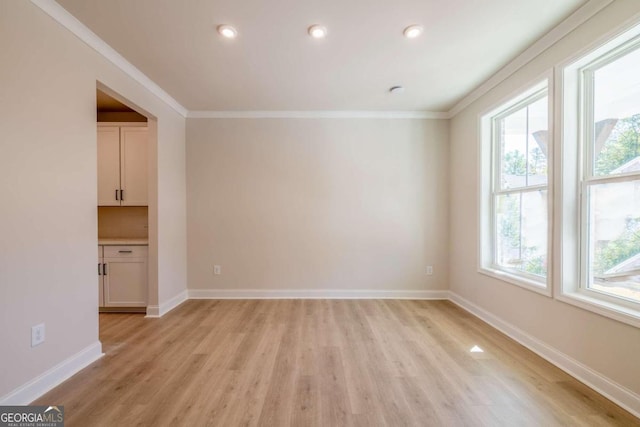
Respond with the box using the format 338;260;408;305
448;292;640;418
187;288;450;300
6;291;637;418
144;305;160;317
145;290;188;318
0;341;103;405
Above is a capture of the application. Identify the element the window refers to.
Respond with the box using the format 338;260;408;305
581;38;640;307
562;26;640;326
480;80;551;294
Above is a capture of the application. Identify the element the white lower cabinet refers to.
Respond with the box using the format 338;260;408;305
98;245;147;308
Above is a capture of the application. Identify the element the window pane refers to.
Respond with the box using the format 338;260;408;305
593;46;640;176
527;96;549;181
495;190;547;278
588;180;640;303
499;96;548;190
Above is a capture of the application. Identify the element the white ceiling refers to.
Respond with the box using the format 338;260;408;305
57;0;586;112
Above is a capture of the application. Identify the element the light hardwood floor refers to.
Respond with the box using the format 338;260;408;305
35;300;639;426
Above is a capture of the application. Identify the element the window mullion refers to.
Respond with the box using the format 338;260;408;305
582;68;595;181
579;66;595;294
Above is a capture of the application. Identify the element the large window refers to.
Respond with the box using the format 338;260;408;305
480;80;551;294
561;26;640;326
479;23;640;326
580;37;640;308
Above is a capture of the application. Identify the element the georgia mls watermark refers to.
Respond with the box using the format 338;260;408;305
0;406;64;427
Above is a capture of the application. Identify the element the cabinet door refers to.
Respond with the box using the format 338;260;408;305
120;127;148;206
98;246;104;307
103;257;147;307
97;127;121;206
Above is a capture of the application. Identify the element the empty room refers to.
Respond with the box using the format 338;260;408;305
2;0;640;425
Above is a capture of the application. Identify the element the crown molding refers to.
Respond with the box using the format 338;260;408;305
30;0;188;118
446;0;614;118
187;110;450;119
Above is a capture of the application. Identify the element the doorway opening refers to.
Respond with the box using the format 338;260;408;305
95;84;158;322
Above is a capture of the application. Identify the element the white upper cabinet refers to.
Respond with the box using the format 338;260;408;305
97;127;121;206
97;123;148;206
120;127;148;206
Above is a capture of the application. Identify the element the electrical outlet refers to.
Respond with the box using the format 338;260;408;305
214;265;221;275
31;323;45;347
426;266;433;276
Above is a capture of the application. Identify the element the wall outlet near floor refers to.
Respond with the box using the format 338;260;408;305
426;266;433;276
214;265;221;275
31;323;45;347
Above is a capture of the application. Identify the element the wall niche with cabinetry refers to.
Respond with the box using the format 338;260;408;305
96;89;149;312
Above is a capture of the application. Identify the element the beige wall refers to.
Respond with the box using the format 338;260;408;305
449;0;640;397
0;1;187;399
187;118;449;294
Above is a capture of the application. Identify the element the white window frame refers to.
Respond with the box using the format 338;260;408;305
479;76;553;296
558;23;640;328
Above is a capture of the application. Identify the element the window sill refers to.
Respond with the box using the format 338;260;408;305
556;290;640;329
478;267;552;297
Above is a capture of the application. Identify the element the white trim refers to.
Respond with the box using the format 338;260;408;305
145;290;188;318
30;0;188;118
188;289;450;300
478;74;553;297
187;110;449;119
554;9;640;74
0;342;103;405
5;294;639;416
448;292;640;418
556;292;640;329
478;268;552;297
447;0;614;118
556;19;640;329
145;305;160;317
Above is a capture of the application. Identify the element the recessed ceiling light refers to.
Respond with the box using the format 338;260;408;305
389;86;405;94
403;25;423;39
308;25;327;39
217;25;237;39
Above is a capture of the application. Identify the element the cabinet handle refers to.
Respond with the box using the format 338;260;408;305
98;263;102;276
120;189;124;201
115;189;119;201
103;263;107;276
118;250;133;253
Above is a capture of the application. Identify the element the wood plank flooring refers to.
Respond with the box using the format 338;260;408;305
34;300;640;426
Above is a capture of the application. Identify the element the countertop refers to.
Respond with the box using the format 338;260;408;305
98;238;148;246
